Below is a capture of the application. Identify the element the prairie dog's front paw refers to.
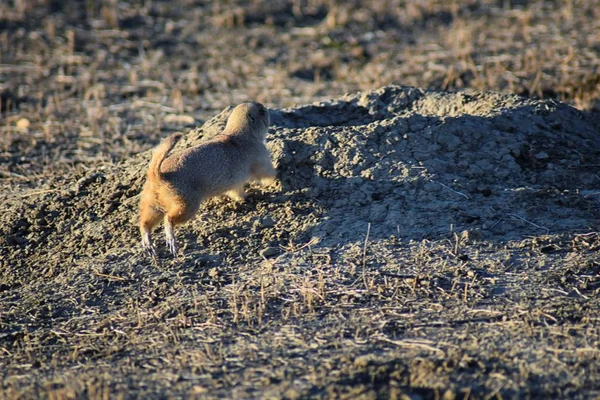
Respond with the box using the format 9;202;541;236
226;188;246;202
260;176;277;187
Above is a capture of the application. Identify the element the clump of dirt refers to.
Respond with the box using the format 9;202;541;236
1;86;600;398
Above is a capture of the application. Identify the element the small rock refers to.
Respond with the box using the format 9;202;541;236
16;118;30;129
163;114;196;125
353;354;376;367
422;181;441;193
462;228;483;242
260;216;276;228
535;151;549;160
259;247;278;258
467;164;484;177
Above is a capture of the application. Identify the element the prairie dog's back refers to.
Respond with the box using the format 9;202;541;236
158;102;271;196
160;139;251;196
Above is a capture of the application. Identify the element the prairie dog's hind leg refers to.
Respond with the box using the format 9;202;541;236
163;203;195;257
164;215;178;257
141;229;156;257
139;203;164;258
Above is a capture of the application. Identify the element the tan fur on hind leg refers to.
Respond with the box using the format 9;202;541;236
139;191;164;257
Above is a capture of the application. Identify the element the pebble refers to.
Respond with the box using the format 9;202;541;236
163;114;196;125
16;118;30;129
259;247;279;258
260;216;276;228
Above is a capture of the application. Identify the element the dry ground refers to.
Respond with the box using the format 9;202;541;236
1;1;600;399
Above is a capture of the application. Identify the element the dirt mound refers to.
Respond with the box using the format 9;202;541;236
1;85;600;398
3;85;598;276
270;86;599;244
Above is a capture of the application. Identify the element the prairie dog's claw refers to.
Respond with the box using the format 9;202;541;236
166;237;179;257
142;233;157;258
144;244;157;258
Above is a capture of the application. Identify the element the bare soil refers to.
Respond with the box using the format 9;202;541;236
1;1;600;399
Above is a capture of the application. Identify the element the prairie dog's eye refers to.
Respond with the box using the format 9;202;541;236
248;114;256;123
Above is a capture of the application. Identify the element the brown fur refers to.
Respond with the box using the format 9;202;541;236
139;102;276;257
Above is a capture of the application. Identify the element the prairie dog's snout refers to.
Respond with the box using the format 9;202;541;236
138;102;277;257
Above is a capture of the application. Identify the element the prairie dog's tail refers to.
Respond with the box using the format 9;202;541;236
148;133;183;184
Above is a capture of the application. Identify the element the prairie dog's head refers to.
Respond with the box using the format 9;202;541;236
225;102;270;140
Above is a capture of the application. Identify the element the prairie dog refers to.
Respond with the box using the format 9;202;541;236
139;102;276;257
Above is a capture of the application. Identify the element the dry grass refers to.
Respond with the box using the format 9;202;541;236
2;230;599;398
